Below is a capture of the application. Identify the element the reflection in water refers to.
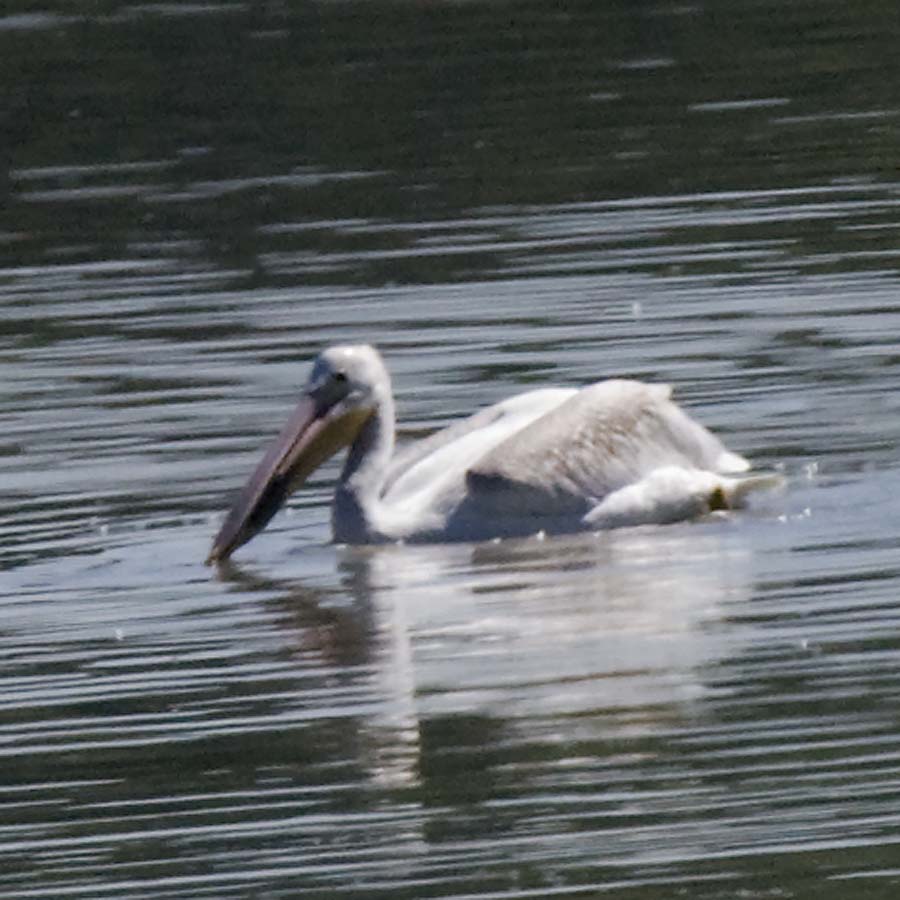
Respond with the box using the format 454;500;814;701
216;558;377;667
217;524;755;799
194;523;768;896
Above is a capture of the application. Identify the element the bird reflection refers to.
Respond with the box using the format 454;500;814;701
213;523;756;795
212;555;377;668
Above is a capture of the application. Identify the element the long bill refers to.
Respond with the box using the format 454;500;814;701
206;393;371;564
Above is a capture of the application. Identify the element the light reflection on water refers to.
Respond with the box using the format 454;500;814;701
5;198;900;897
4;0;900;897
5;466;900;898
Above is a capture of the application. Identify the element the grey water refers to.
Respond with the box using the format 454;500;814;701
3;1;900;897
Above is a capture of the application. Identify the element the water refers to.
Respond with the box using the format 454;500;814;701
3;1;900;897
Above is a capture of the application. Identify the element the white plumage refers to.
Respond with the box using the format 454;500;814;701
207;344;776;562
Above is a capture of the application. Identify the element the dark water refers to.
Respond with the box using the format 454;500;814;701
3;1;900;897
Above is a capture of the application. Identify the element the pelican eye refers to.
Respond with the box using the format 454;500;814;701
333;371;348;384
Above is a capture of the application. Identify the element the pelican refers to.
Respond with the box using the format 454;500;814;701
207;344;776;562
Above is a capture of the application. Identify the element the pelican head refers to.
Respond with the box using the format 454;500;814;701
207;345;391;563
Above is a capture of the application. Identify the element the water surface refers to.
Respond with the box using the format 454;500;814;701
3;1;900;897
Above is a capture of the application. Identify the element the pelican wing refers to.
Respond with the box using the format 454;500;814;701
465;380;748;516
381;388;577;502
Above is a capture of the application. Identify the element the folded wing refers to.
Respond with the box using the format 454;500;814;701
465;380;748;517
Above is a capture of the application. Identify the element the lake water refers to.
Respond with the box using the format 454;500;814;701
3;2;900;897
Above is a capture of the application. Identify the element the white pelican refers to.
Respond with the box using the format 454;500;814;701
207;344;776;562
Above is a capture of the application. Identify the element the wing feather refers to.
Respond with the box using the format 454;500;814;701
466;380;747;515
381;388;576;503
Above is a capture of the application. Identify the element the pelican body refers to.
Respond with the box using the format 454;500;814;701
207;345;772;562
